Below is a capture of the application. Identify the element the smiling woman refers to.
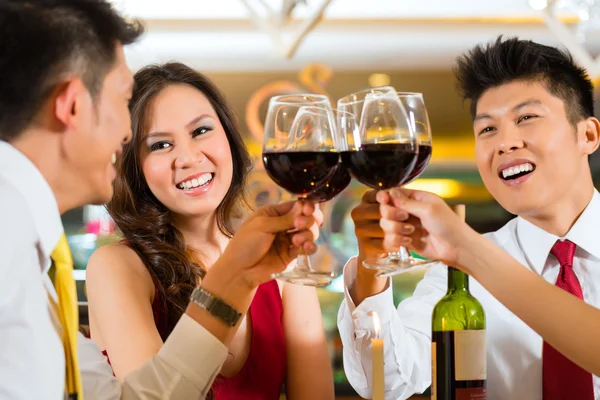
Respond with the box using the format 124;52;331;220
140;83;236;219
85;62;334;400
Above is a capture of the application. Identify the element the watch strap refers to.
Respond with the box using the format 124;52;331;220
190;286;242;327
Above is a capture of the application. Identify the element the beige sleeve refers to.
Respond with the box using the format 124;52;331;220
80;314;228;400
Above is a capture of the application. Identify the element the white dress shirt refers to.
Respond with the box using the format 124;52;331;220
338;189;600;400
0;141;228;399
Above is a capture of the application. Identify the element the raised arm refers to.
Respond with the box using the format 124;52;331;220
82;200;321;399
336;190;446;399
378;188;600;377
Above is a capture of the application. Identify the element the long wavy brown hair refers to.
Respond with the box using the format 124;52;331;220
108;62;252;340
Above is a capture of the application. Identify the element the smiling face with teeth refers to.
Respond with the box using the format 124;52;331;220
138;83;235;219
473;81;599;217
500;162;534;180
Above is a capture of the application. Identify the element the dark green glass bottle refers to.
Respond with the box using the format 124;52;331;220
431;205;486;400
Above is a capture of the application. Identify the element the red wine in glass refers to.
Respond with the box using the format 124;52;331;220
306;162;352;203
262;151;340;197
341;143;418;190
405;143;432;184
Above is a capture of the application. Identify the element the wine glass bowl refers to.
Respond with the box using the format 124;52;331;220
397;92;433;185
263;103;338;198
342;92;418;190
294;107;355;203
262;95;338;286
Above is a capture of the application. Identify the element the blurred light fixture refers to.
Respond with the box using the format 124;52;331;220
534;0;600;42
562;0;600;41
368;73;391;87
529;0;549;10
240;0;333;59
532;0;600;78
404;179;462;199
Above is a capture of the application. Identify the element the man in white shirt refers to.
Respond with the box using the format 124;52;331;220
0;1;320;399
338;36;600;399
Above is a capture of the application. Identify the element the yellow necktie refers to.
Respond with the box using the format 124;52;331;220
51;234;83;400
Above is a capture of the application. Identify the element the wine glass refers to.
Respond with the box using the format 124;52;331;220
262;94;338;286
290;106;354;203
376;92;436;277
338;90;419;273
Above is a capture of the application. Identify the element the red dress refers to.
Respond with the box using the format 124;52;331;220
102;280;287;399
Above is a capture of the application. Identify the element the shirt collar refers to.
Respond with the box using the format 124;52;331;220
516;189;600;274
0;141;63;269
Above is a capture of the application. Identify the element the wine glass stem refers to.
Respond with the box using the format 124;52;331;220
296;248;311;272
398;246;411;262
385;247;411;263
295;196;312;273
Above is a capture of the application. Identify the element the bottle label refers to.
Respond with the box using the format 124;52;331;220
454;330;486;381
431;342;437;400
456;388;487;400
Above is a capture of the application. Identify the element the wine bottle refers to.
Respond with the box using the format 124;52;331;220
431;205;486;400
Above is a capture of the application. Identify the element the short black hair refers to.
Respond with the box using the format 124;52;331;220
454;35;595;125
0;0;145;141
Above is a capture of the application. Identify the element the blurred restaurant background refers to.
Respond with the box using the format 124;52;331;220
62;0;600;397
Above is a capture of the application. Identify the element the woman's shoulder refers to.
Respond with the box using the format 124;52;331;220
87;241;155;299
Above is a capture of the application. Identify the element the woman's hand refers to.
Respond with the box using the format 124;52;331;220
377;188;478;268
215;200;320;288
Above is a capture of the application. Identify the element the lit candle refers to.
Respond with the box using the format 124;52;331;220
371;311;384;400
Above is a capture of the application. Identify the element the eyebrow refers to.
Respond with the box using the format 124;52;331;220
474;99;543;122
186;114;212;129
144;132;170;141
513;99;543;111
145;114;213;140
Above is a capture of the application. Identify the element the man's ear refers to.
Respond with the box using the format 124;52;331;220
581;116;600;156
53;78;93;132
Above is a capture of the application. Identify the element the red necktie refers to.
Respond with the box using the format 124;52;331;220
542;239;594;400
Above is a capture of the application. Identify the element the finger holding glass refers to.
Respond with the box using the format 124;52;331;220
377;188;476;269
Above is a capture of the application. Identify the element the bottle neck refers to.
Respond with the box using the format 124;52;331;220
447;266;470;293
